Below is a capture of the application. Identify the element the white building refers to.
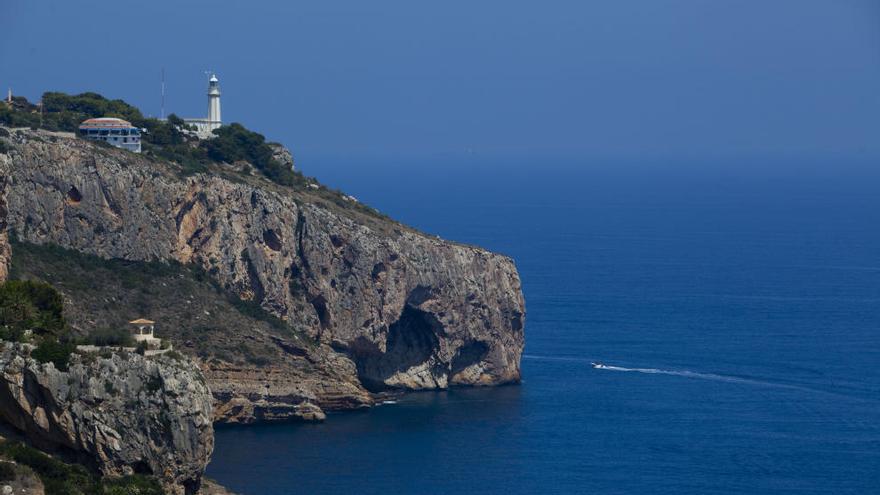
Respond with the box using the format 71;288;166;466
78;117;142;153
129;318;162;349
184;73;222;138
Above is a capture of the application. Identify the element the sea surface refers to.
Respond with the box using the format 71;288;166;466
207;157;880;494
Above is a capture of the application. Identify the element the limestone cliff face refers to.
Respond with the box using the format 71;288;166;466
0;129;525;419
0;152;10;283
0;343;214;495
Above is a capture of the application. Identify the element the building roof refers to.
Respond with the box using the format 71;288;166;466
129;318;155;325
79;117;136;129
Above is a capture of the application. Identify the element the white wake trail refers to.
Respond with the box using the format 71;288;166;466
522;355;831;394
594;364;771;387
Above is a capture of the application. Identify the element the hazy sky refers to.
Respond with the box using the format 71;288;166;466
2;1;879;162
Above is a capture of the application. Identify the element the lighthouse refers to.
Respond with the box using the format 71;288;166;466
184;72;224;137
207;73;221;130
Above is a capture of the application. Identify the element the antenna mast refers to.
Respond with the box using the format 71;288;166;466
160;68;166;120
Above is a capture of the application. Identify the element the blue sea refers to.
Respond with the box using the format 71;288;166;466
207;157;880;494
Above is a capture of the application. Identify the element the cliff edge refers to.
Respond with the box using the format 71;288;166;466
0;128;525;422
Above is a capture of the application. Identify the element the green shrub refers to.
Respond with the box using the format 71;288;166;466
0;441;94;495
0;102;41;129
0;461;16;481
31;339;76;371
141;117;183;146
203;123;305;187
0;92;146;134
145;374;163;393
0;280;66;340
100;475;164;495
163;350;185;362
41;91;147;131
85;327;134;347
0;441;163;495
0;326;21;343
77;351;98;366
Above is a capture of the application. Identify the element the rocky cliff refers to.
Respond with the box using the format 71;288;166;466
0;128;525;421
0;153;10;283
0;343;214;495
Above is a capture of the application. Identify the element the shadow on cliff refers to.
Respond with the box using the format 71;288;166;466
350;305;444;392
348;298;490;392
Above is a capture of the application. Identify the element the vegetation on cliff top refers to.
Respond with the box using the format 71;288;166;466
1;91;395;229
0;92;304;187
204;123;300;186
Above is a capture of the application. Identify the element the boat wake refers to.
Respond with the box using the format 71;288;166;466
592;363;775;387
522;354;866;399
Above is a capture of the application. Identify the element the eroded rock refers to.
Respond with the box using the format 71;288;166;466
0;155;10;283
267;143;294;171
0;344;214;495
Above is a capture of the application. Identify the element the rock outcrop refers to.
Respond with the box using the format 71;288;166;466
267;142;294;171
0;343;214;495
0;128;525;420
206;345;369;423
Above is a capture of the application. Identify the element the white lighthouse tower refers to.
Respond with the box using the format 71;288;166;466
184;72;223;138
207;73;221;130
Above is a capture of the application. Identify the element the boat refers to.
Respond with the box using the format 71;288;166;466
591;362;607;369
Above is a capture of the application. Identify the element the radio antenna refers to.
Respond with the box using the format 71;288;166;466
160;68;166;120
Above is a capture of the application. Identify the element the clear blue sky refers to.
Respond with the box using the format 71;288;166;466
2;1;879;163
